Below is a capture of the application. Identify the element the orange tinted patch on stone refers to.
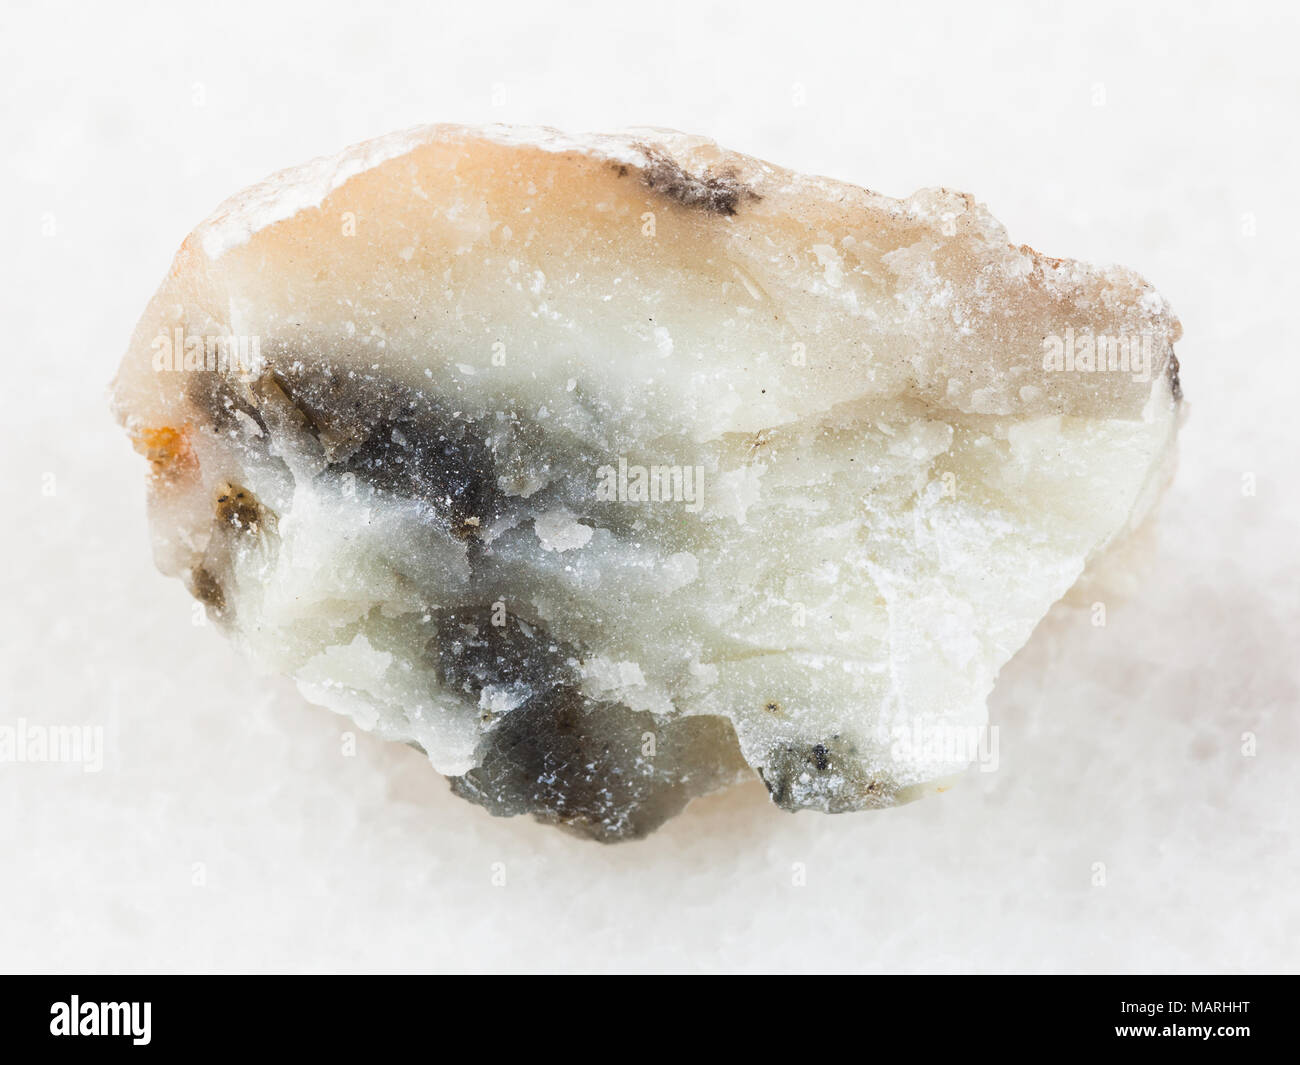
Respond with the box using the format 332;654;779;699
132;425;197;480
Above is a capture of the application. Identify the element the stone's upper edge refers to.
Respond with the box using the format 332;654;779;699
183;122;1182;412
474;123;654;166
191;123;903;262
194;124;672;260
188;123;1177;297
196;125;435;259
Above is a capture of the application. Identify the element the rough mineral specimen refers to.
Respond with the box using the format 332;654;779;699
112;125;1183;841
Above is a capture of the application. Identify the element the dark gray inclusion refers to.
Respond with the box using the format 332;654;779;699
260;365;501;534
759;739;886;814
628;144;759;217
434;607;746;841
188;360;749;840
340;413;493;530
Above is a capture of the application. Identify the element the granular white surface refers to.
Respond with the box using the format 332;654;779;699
1;0;1296;973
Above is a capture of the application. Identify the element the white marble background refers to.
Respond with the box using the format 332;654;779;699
2;0;1296;973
